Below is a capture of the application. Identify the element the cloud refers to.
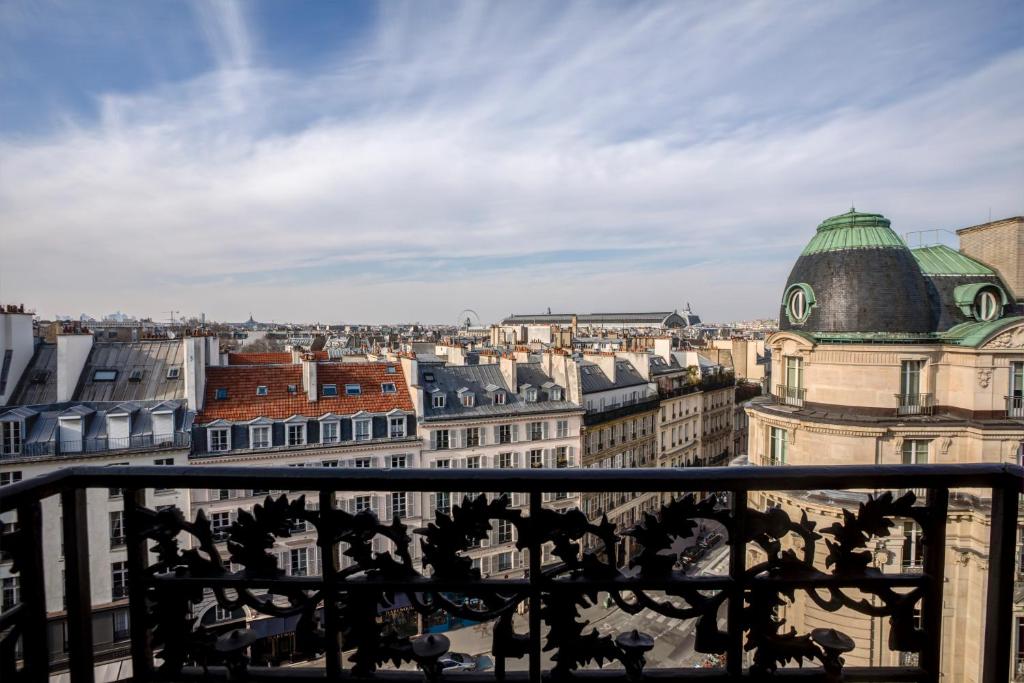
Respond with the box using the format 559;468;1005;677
0;1;1022;323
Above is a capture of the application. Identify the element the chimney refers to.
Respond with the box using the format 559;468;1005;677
584;352;617;384
615;350;652;380
499;354;518;393
291;348;303;364
56;329;94;402
301;354;318;401
183;336;207;411
206;335;222;367
957;217;1024;302
398;353;422;417
0;305;36;406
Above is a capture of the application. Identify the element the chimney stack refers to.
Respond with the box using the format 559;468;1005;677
301;354;318;402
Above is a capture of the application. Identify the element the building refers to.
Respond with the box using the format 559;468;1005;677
493;306;701;346
745;210;1024;677
402;353;584;578
187;355;424;658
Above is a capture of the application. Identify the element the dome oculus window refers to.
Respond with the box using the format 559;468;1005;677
975;289;999;321
783;283;815;324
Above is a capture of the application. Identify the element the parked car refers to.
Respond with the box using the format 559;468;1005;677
438;652;478;672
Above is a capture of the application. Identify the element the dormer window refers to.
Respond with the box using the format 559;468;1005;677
381;382;397;394
128;369;143;383
322;384;338;397
353;418;372;441
461;393;475;408
494;391;506;405
432;393;446;409
345;384;361;396
93;370;117;382
215;388;228;400
166;367;180;380
1;421;22;456
256;385;268;396
550;388;562;401
424;372;435;382
784;283;815;325
975;289;1000;321
526;388;538;402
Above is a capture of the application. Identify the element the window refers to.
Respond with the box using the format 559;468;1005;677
256;385;268;396
109;511;125;548
390;455;408;468
530;449;543;468
389;416;406;438
494;391;506;405
433;458;450;469
353;458;371;468
902;440;929;465
1010;362;1024;417
93;370;117;382
975;289;1000;321
785;356;803;390
528;422;544;441
320;421;339;444
113;609;130;641
555;446;569;468
526;388;538;402
498;424;512;444
465;427;480;447
0;471;22;487
287;424;306;446
432;393;446;409
287;384;297;394
214;489;232;500
496;552;513;572
0;350;11;394
435;430;450;450
320;460;338;468
466;455;481;469
214;387;228;400
354;495;372;512
769;427;787;465
902;521;923;569
498;453;513;468
497;519;513;544
111;561;129;599
345;384;361;396
550;387;562;401
785;284;814;323
166;367;180;380
424;372;435;382
353;419;372;441
461;392;475;407
289;548;308;576
211;512;231;541
435;491;451;516
322;384;338;397
900;360;923;396
381;382;397;394
2;577;19;611
391;492;407;519
387;365;396;374
556;420;569;438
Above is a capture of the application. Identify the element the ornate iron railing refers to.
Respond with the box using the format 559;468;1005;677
895;393;934;416
10;432;191;459
774;384;805;407
0;463;1020;682
1007;395;1024;419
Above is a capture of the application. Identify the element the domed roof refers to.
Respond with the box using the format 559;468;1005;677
779;210;934;334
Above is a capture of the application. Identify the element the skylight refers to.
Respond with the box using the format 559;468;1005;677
166;367;180;380
381;382;397;394
345;384;361;396
215;388;228;400
424;372;435;382
93;370;117;382
322;384;338;397
256;385;268;396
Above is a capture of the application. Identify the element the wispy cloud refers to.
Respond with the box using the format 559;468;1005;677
0;1;1021;323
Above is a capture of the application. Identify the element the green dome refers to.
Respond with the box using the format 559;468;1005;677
802;209;905;255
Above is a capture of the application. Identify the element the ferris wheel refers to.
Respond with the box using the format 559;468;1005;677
457;309;481;330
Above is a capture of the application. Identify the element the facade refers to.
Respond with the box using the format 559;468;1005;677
403;354;584;578
700;378;735;466
745;210;1024;678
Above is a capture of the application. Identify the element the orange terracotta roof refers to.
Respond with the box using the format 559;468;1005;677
228;352;293;365
198;362;413;422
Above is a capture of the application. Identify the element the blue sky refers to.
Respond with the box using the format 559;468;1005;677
1;1;1022;324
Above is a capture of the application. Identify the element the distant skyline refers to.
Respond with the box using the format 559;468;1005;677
2;1;1022;323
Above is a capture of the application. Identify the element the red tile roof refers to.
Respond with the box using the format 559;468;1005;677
198;362;413;422
227;351;330;365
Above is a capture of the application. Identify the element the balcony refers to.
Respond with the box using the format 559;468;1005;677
774;384;806;407
896;393;934;416
584;396;659;425
1007;395;1024;419
9;432;191;460
0;463;1020;682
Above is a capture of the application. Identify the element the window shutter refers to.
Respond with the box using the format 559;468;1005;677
480;531;490;548
381;495;392;522
489;526;499;546
512;492;524;508
493;425;501;443
513;452;521;468
542;422;549;439
408;493;418;519
543;449;553;469
480;555;491;577
512;424;519;443
370;495;381;518
457;457;467;469
429;431;437;450
428;493;437;518
478;428;486;446
568;447;577;467
479;454;490;469
512;551;521;569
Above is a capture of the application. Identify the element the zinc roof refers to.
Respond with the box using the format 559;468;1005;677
911;245;995;276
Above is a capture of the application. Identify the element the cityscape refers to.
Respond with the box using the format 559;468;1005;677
1;3;1022;683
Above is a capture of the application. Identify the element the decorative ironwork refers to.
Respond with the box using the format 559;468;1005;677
0;463;1019;682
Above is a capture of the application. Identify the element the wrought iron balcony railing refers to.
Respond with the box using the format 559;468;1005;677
8;432;191;460
774;384;806;407
0;463;1020;682
1007;395;1024;419
896;393;934;416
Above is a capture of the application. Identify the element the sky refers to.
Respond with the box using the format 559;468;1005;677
1;2;1022;325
